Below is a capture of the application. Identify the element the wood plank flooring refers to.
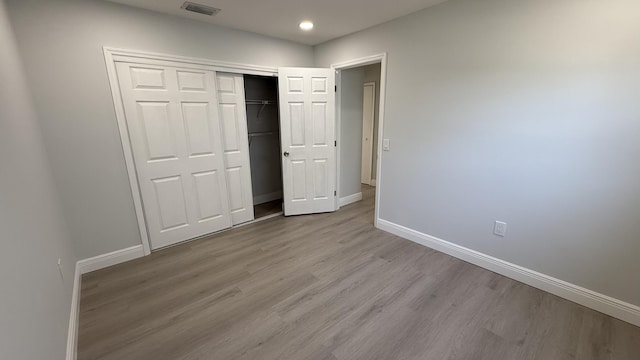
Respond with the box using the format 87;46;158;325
78;186;640;359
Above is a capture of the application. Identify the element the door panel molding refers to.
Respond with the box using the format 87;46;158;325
106;47;278;77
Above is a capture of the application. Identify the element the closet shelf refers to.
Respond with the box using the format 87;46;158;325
248;131;277;146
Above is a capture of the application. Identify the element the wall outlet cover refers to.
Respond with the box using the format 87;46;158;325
494;221;507;237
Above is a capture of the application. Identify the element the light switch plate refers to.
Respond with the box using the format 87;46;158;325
383;139;390;151
494;221;507;237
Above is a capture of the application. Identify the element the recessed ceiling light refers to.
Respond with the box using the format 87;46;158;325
299;21;314;31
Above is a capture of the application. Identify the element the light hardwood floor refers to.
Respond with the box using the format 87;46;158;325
78;186;640;360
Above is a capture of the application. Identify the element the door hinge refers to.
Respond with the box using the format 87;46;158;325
334;140;337;147
334;190;337;196
335;85;337;92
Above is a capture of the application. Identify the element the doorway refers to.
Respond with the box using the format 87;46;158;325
335;61;383;222
243;75;283;220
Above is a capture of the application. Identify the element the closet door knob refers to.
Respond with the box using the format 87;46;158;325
283;151;290;157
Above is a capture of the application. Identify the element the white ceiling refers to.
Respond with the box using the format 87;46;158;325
106;0;449;45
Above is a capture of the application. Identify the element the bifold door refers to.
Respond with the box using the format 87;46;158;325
278;67;337;216
115;62;232;249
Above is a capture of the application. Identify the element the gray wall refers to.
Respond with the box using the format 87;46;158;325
363;64;381;181
0;0;76;358
340;64;382;198
7;0;314;259
316;0;640;306
339;67;365;198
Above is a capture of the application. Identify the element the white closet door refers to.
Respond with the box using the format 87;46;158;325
278;67;337;215
216;73;254;225
116;62;231;250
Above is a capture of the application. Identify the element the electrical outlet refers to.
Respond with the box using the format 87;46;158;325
57;258;64;279
494;221;507;237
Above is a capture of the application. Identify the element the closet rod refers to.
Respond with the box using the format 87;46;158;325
248;131;276;137
245;100;275;118
245;100;275;105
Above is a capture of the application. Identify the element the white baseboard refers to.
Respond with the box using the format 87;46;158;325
377;219;640;327
77;245;145;274
67;245;145;358
66;263;81;360
339;192;363;207
253;191;283;205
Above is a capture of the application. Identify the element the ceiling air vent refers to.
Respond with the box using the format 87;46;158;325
181;2;220;16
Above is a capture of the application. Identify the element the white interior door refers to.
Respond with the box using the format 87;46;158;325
278;67;336;215
361;82;376;185
216;72;254;225
116;62;231;250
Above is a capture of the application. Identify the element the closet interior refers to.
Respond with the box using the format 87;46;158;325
243;75;283;219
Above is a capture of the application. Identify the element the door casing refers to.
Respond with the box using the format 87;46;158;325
332;53;388;228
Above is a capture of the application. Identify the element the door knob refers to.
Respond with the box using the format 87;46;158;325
283;151;290;157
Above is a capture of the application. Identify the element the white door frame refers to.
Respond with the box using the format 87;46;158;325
332;53;387;227
104;47;279;255
361;81;376;186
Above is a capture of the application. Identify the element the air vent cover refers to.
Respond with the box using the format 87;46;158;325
181;2;220;16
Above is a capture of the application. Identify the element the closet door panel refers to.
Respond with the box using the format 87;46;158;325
220;104;241;151
216;72;255;225
116;62;232;250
